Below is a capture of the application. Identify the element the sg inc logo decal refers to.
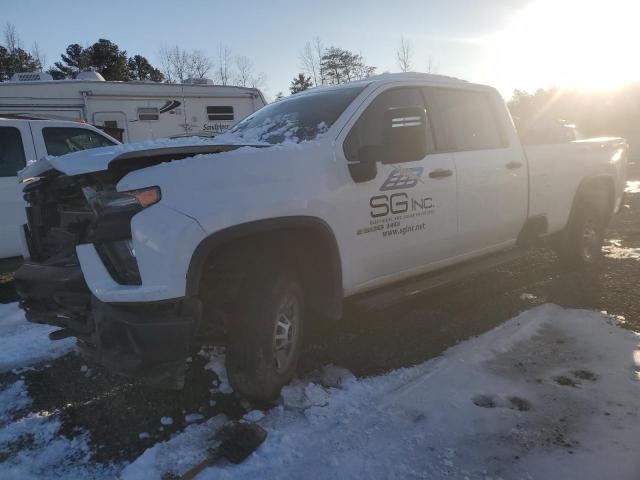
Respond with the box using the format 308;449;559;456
379;166;424;191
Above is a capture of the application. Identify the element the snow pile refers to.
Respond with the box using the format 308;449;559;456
603;240;640;260
173;304;639;480
120;415;227;480
0;303;74;372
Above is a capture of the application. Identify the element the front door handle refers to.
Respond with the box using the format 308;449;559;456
429;169;453;179
506;161;523;170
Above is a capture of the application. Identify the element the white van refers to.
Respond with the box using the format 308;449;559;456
0;72;266;143
0;118;119;258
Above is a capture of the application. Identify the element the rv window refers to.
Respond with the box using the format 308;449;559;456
138;107;160;121
207;106;234;121
42;127;116;156
0;127;26;177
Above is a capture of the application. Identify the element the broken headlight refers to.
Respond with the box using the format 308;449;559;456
83;186;160;286
83;186;161;216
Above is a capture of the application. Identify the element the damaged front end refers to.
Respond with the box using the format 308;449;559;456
14;169;200;389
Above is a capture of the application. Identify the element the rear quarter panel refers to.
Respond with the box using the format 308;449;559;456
525;137;628;233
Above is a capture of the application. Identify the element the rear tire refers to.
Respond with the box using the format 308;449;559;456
226;261;304;402
558;199;605;268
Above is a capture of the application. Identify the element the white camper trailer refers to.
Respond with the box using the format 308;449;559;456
0;72;267;142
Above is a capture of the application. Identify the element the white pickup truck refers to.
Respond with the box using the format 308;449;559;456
13;73;628;401
0;118;118;258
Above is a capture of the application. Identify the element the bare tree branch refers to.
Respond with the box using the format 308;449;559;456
300;37;325;86
158;45;214;83
216;45;232;86
190;49;213;79
30;41;46;69
426;55;438;74
4;22;20;53
396;36;413;72
234;55;253;87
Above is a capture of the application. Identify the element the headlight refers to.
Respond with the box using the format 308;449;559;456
82;186;159;285
83;186;161;216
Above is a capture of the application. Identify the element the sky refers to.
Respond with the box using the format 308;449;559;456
5;0;640;99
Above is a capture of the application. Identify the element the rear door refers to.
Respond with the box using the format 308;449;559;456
0;123;35;258
426;87;527;256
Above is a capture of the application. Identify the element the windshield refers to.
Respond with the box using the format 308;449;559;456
218;85;366;145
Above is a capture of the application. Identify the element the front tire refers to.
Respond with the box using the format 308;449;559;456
558;200;605;268
226;261;305;402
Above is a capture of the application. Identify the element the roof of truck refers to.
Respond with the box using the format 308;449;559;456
291;72;493;98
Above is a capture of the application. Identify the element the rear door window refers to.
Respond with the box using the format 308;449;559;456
427;88;506;152
42;127;116;156
0;127;26;177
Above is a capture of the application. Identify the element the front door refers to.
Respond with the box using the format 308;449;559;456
0;124;35;258
339;86;458;291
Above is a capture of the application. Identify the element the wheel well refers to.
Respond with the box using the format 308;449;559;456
186;218;343;335
573;176;615;226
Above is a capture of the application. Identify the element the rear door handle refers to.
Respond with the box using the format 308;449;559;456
429;169;453;179
506;161;523;169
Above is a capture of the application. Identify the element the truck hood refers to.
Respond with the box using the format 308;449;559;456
17;137;266;182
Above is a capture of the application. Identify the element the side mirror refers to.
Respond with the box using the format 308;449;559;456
348;146;378;183
380;106;428;164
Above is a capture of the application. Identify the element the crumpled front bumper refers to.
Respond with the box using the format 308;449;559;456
15;261;202;389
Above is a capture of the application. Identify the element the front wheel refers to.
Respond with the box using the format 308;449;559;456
226;262;305;402
558;201;605;268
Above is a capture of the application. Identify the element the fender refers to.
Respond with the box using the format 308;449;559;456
185;216;344;320
566;174;616;229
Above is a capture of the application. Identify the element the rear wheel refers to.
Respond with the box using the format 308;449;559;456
226;261;305;401
558;200;605;268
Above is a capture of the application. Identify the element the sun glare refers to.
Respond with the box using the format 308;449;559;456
496;0;640;92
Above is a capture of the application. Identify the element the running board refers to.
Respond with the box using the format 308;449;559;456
352;248;528;312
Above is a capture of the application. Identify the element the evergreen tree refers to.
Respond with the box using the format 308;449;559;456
320;47;375;85
290;73;313;94
52;39;161;81
0;45;41;81
127;55;163;82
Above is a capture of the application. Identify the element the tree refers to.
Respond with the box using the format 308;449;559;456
127;55;163;82
190;50;213;79
0;23;41;81
320;47;376;85
274;91;284;101
159;46;215;83
52;39;130;80
426;55;437;74
300;37;324;86
216;45;232;85
233;55;266;89
396;37;413;72
290;73;313;94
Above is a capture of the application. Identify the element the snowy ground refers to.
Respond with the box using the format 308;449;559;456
0;303;638;479
0;303;74;372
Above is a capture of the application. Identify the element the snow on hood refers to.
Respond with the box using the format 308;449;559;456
16;136;266;182
17;119;330;183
